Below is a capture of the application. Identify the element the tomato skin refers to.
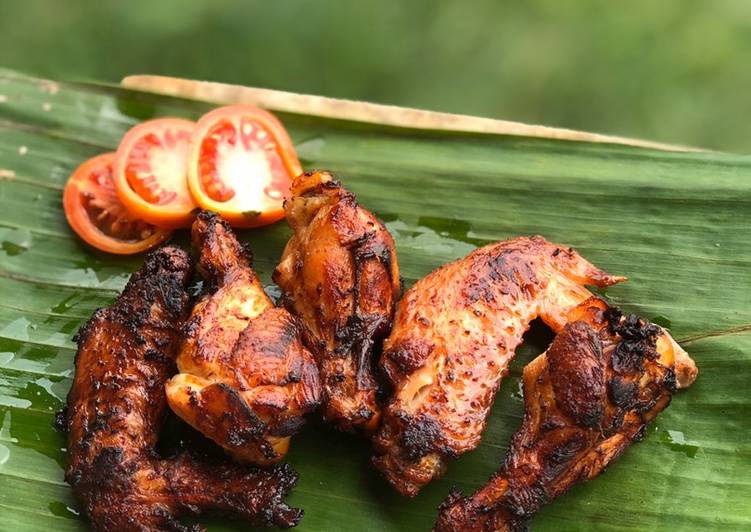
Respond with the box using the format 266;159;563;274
187;105;302;228
63;153;172;255
114;118;197;228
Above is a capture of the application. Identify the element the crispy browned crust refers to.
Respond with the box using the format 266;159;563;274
372;237;629;496
273;171;400;434
434;298;679;531
166;211;321;465
62;246;302;530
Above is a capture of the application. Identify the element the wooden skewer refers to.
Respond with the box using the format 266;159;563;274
122;75;700;153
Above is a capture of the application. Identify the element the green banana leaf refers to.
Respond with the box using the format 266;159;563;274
0;69;749;531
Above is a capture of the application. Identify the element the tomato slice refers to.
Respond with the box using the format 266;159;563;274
113;118;197;228
186;105;301;228
63;153;172;255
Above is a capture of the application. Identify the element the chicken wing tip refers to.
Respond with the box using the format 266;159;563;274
191;209;253;280
666;333;699;388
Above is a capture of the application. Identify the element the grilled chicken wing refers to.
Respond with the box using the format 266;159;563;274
435;297;691;531
62;247;302;531
273;171;400;433
166;211;321;465
373;236;697;496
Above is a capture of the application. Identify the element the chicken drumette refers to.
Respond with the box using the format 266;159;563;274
435;297;689;531
166;211;321;465
274;171;400;434
373;236;697;496
62;246;302;531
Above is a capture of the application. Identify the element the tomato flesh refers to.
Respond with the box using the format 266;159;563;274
64;153;171;254
125;128;191;204
83;163;156;241
198;117;290;208
114;118;197;228
188;105;301;227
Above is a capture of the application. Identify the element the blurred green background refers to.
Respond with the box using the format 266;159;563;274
1;0;748;152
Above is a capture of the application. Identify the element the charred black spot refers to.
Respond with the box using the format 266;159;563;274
210;383;268;445
160;277;191;317
144;348;168;364
351;230;394;274
226;426;254;447
299;175;343;200
604;306;623;328
194;209;225;228
435;490;475;532
335;313;390;391
437;488;467;512
462;275;496;305
664;368;677;393
286;368;301;384
539;419;567;433
258;440;279;460
632;424;648;441
608;410;626;435
73;308;106;347
327;372;346;384
607;311;661;374
240;309;299;364
463;249;539;305
400;415;443;460
72;446;129;490
153;336;170;348
354;405;376;423
607;377;639;408
542;437;587;477
183;317;201;337
66;469;82;487
502;478;549;518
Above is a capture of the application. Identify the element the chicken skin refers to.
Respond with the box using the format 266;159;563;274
274;171;400;433
62;246;302;531
165;211;321;466
435;297;692;531
373;236;697;496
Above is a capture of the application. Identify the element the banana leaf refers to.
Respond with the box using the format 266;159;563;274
0;68;749;531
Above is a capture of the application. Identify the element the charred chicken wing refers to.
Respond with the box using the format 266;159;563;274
435;297;692;531
166;211;321;465
62;246;302;531
274;171;400;433
373;236;697;496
